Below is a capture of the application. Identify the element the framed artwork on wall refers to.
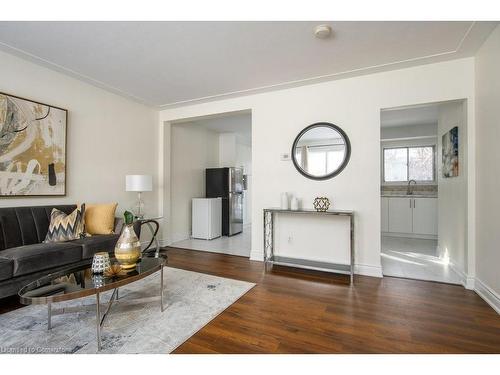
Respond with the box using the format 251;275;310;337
442;126;458;178
0;92;67;196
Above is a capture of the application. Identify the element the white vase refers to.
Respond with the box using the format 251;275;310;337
280;192;289;210
291;197;299;211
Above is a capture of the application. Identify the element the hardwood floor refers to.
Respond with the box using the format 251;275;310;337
1;247;499;353
164;247;500;354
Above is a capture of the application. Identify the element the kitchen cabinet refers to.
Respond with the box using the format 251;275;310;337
385;196;437;237
381;197;389;232
388;198;413;233
412;198;438;235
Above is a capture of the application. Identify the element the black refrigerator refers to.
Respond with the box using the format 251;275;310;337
205;167;243;236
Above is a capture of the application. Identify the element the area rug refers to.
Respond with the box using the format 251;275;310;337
0;267;255;354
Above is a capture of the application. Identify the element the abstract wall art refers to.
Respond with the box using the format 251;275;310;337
0;92;67;196
442;126;458;178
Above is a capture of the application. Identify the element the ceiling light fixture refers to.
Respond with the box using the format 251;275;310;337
314;24;332;39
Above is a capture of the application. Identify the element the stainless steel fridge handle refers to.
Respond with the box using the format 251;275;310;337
228;167;234;193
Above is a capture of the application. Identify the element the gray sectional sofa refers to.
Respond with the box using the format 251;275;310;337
0;205;141;299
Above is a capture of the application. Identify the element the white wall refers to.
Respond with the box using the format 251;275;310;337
437;101;468;276
475;25;500;311
170;122;219;242
218;133;237;167
381;123;437;140
0;50;159;239
160;58;476;277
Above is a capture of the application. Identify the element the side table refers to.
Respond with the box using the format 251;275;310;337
138;216;163;258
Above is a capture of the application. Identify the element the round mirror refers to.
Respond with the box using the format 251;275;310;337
291;122;351;180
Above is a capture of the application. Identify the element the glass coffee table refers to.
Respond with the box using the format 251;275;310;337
18;256;166;351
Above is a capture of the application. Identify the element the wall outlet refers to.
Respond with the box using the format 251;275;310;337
280;152;291;161
288;236;293;244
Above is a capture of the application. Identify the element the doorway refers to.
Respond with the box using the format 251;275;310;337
380;100;467;284
169;111;252;257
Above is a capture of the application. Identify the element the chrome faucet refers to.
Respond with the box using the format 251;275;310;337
407;180;417;195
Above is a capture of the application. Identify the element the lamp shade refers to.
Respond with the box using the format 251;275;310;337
126;175;153;192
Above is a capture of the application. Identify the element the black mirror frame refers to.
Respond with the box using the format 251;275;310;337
291;122;351;181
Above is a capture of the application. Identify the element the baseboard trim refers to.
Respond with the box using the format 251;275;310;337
249;251;263;261
466;276;475;290
474;278;500;315
355;264;383;278
449;262;474;290
159;238;171;247
250;251;382;278
170;233;190;244
447;262;500;314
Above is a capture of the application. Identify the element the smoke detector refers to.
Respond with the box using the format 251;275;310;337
314;24;332;39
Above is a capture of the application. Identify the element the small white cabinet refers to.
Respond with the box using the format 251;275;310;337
192;198;222;240
388;198;413;233
385;196;437;237
412;198;438;235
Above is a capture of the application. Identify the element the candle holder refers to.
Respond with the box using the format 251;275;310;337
91;252;111;274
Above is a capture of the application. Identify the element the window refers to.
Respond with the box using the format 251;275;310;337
295;145;346;176
384;146;435;182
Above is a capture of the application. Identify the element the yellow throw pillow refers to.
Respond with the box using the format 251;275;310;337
85;203;118;235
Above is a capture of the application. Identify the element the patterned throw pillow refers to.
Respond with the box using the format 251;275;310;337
44;204;86;243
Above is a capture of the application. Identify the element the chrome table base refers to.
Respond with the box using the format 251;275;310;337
46;265;166;351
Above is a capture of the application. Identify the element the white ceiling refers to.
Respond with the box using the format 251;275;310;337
183;112;252;146
0;21;497;108
381;103;441;128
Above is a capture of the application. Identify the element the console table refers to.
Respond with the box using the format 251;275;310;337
263;208;354;283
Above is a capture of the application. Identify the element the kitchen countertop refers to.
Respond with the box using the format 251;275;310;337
381;194;437;198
